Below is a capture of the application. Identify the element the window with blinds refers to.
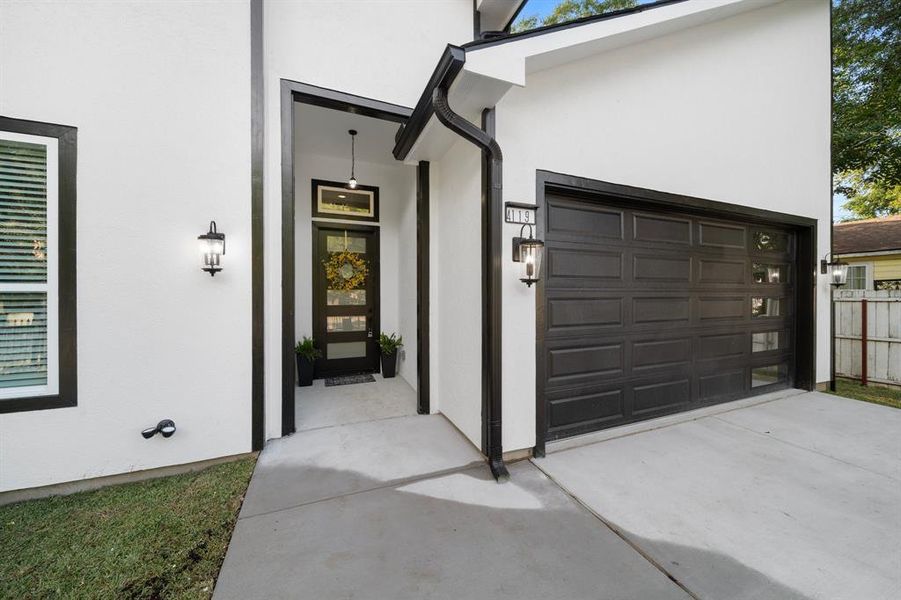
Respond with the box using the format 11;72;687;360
0;132;58;398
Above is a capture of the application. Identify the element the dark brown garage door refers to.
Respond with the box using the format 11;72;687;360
539;192;797;441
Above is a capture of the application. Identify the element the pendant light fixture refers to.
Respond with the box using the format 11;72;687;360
347;129;358;189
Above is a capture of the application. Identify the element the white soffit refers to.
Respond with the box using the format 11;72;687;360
465;0;784;86
403;72;514;163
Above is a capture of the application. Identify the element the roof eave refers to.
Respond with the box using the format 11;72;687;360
393;45;466;161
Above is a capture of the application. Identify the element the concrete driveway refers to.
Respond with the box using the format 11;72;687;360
215;391;901;599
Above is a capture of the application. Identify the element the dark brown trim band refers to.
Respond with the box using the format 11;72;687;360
280;81;296;436
417;161;431;414
0;116;78;415
250;0;265;451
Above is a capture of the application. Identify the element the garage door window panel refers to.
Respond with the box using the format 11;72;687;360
752;229;791;253
752;331;787;353
753;263;789;284
751;297;787;318
752;364;788;388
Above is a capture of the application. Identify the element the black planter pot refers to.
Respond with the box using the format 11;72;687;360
296;355;314;387
381;351;397;379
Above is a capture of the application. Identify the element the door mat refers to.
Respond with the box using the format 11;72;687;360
324;374;376;387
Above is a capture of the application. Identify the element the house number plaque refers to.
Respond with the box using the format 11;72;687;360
504;202;536;225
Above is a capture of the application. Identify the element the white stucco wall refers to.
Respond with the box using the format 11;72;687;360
264;0;473;438
496;0;831;451
433;137;483;448
294;152;417;388
0;1;251;491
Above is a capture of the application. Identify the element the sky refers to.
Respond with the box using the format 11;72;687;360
513;0;658;26
834;194;852;222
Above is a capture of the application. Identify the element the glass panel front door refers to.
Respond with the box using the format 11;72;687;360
313;225;379;377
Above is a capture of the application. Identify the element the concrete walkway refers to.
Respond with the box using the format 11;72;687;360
295;373;417;432
215;391;901;599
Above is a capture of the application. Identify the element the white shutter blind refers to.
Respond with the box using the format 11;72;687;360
0;292;47;388
0;138;49;391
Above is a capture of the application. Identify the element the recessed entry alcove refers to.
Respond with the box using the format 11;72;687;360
289;96;422;432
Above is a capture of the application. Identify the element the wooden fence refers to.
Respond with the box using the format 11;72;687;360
834;290;901;386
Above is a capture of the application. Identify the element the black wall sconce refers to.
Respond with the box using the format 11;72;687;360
512;224;545;287
141;419;176;439
821;254;849;286
198;221;225;276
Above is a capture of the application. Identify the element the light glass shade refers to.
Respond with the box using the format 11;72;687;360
519;238;544;286
347;177;358;189
198;222;225;276
829;261;849;286
199;237;224;257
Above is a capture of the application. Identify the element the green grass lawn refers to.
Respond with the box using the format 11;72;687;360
0;457;256;599
829;378;901;409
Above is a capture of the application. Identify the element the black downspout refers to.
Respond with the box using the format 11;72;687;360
433;86;509;482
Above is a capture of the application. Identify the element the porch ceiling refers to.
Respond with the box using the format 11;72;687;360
295;102;402;166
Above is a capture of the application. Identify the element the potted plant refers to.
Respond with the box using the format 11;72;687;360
294;336;321;387
378;332;403;379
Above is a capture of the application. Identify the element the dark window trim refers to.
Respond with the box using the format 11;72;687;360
0;116;78;415
311;179;380;223
281;79;426;436
251;0;264;450
533;170;816;455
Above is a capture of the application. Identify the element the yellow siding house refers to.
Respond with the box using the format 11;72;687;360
833;215;901;290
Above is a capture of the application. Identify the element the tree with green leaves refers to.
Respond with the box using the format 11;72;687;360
833;0;900;219
512;0;637;33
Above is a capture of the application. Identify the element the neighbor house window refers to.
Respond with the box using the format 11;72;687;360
842;265;868;290
0;117;76;413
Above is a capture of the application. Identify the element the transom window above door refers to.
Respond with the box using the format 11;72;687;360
312;179;379;222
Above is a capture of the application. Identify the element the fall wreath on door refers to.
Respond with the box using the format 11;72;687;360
323;248;369;291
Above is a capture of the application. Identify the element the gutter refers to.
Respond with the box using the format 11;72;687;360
395;45;509;482
393;45;466;161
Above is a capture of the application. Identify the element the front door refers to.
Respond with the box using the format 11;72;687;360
313;223;380;377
